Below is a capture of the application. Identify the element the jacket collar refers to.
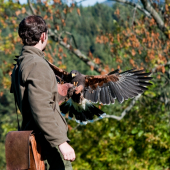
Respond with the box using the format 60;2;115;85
21;45;45;58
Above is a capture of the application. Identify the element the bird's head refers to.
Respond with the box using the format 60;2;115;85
70;70;81;78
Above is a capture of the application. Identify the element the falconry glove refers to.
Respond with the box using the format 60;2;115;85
57;83;76;105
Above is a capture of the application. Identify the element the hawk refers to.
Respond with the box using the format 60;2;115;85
47;60;153;125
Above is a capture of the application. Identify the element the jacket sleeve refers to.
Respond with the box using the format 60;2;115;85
26;60;69;147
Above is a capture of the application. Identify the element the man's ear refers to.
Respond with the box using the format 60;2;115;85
40;33;44;43
40;32;47;43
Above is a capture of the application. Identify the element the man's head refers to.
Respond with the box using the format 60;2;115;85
18;15;48;51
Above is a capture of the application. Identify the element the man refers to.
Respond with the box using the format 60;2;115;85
10;15;75;170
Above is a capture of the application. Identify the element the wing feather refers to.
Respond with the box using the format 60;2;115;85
83;68;152;104
109;82;124;103
120;81;143;94
93;87;99;103
107;86;115;104
104;86;110;105
116;84;130;100
100;87;106;104
46;59;71;82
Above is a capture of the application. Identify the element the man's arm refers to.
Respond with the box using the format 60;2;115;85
27;61;69;146
26;60;76;161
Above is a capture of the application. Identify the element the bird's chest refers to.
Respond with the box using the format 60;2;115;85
71;77;85;104
71;77;85;87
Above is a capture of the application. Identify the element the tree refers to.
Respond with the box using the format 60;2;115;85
93;0;170;120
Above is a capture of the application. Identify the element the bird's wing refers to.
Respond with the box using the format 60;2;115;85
46;60;71;83
84;68;153;104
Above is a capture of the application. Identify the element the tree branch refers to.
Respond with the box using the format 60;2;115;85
108;0;152;18
58;31;78;49
109;0;169;38
59;39;105;73
27;0;36;15
140;0;166;33
48;29;105;73
131;0;140;26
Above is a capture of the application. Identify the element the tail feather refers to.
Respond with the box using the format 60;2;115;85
59;98;106;125
60;102;71;114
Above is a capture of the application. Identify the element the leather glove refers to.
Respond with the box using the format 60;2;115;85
57;83;75;105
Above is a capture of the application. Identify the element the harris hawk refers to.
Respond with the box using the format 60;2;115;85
46;60;153;125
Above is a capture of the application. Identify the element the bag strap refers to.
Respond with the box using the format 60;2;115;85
12;58;22;131
14;92;21;131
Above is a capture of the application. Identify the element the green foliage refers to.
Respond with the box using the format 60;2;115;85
67;72;170;170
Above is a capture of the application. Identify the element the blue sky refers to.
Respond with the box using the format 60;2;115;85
19;0;106;6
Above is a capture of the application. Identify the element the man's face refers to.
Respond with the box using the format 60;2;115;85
42;30;48;51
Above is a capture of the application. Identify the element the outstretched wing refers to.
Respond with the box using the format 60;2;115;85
84;68;153;104
45;60;71;83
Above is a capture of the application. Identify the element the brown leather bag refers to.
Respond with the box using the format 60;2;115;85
5;130;45;170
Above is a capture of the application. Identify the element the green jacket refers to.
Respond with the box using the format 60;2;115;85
10;45;70;147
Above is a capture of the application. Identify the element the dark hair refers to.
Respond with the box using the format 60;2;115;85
18;15;48;46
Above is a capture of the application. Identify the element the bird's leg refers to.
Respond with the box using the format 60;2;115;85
73;81;79;86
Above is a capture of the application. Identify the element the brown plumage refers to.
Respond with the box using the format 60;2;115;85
46;60;153;105
85;74;119;89
47;61;71;83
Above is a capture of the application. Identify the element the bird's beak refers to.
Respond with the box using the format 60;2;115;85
72;73;76;77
